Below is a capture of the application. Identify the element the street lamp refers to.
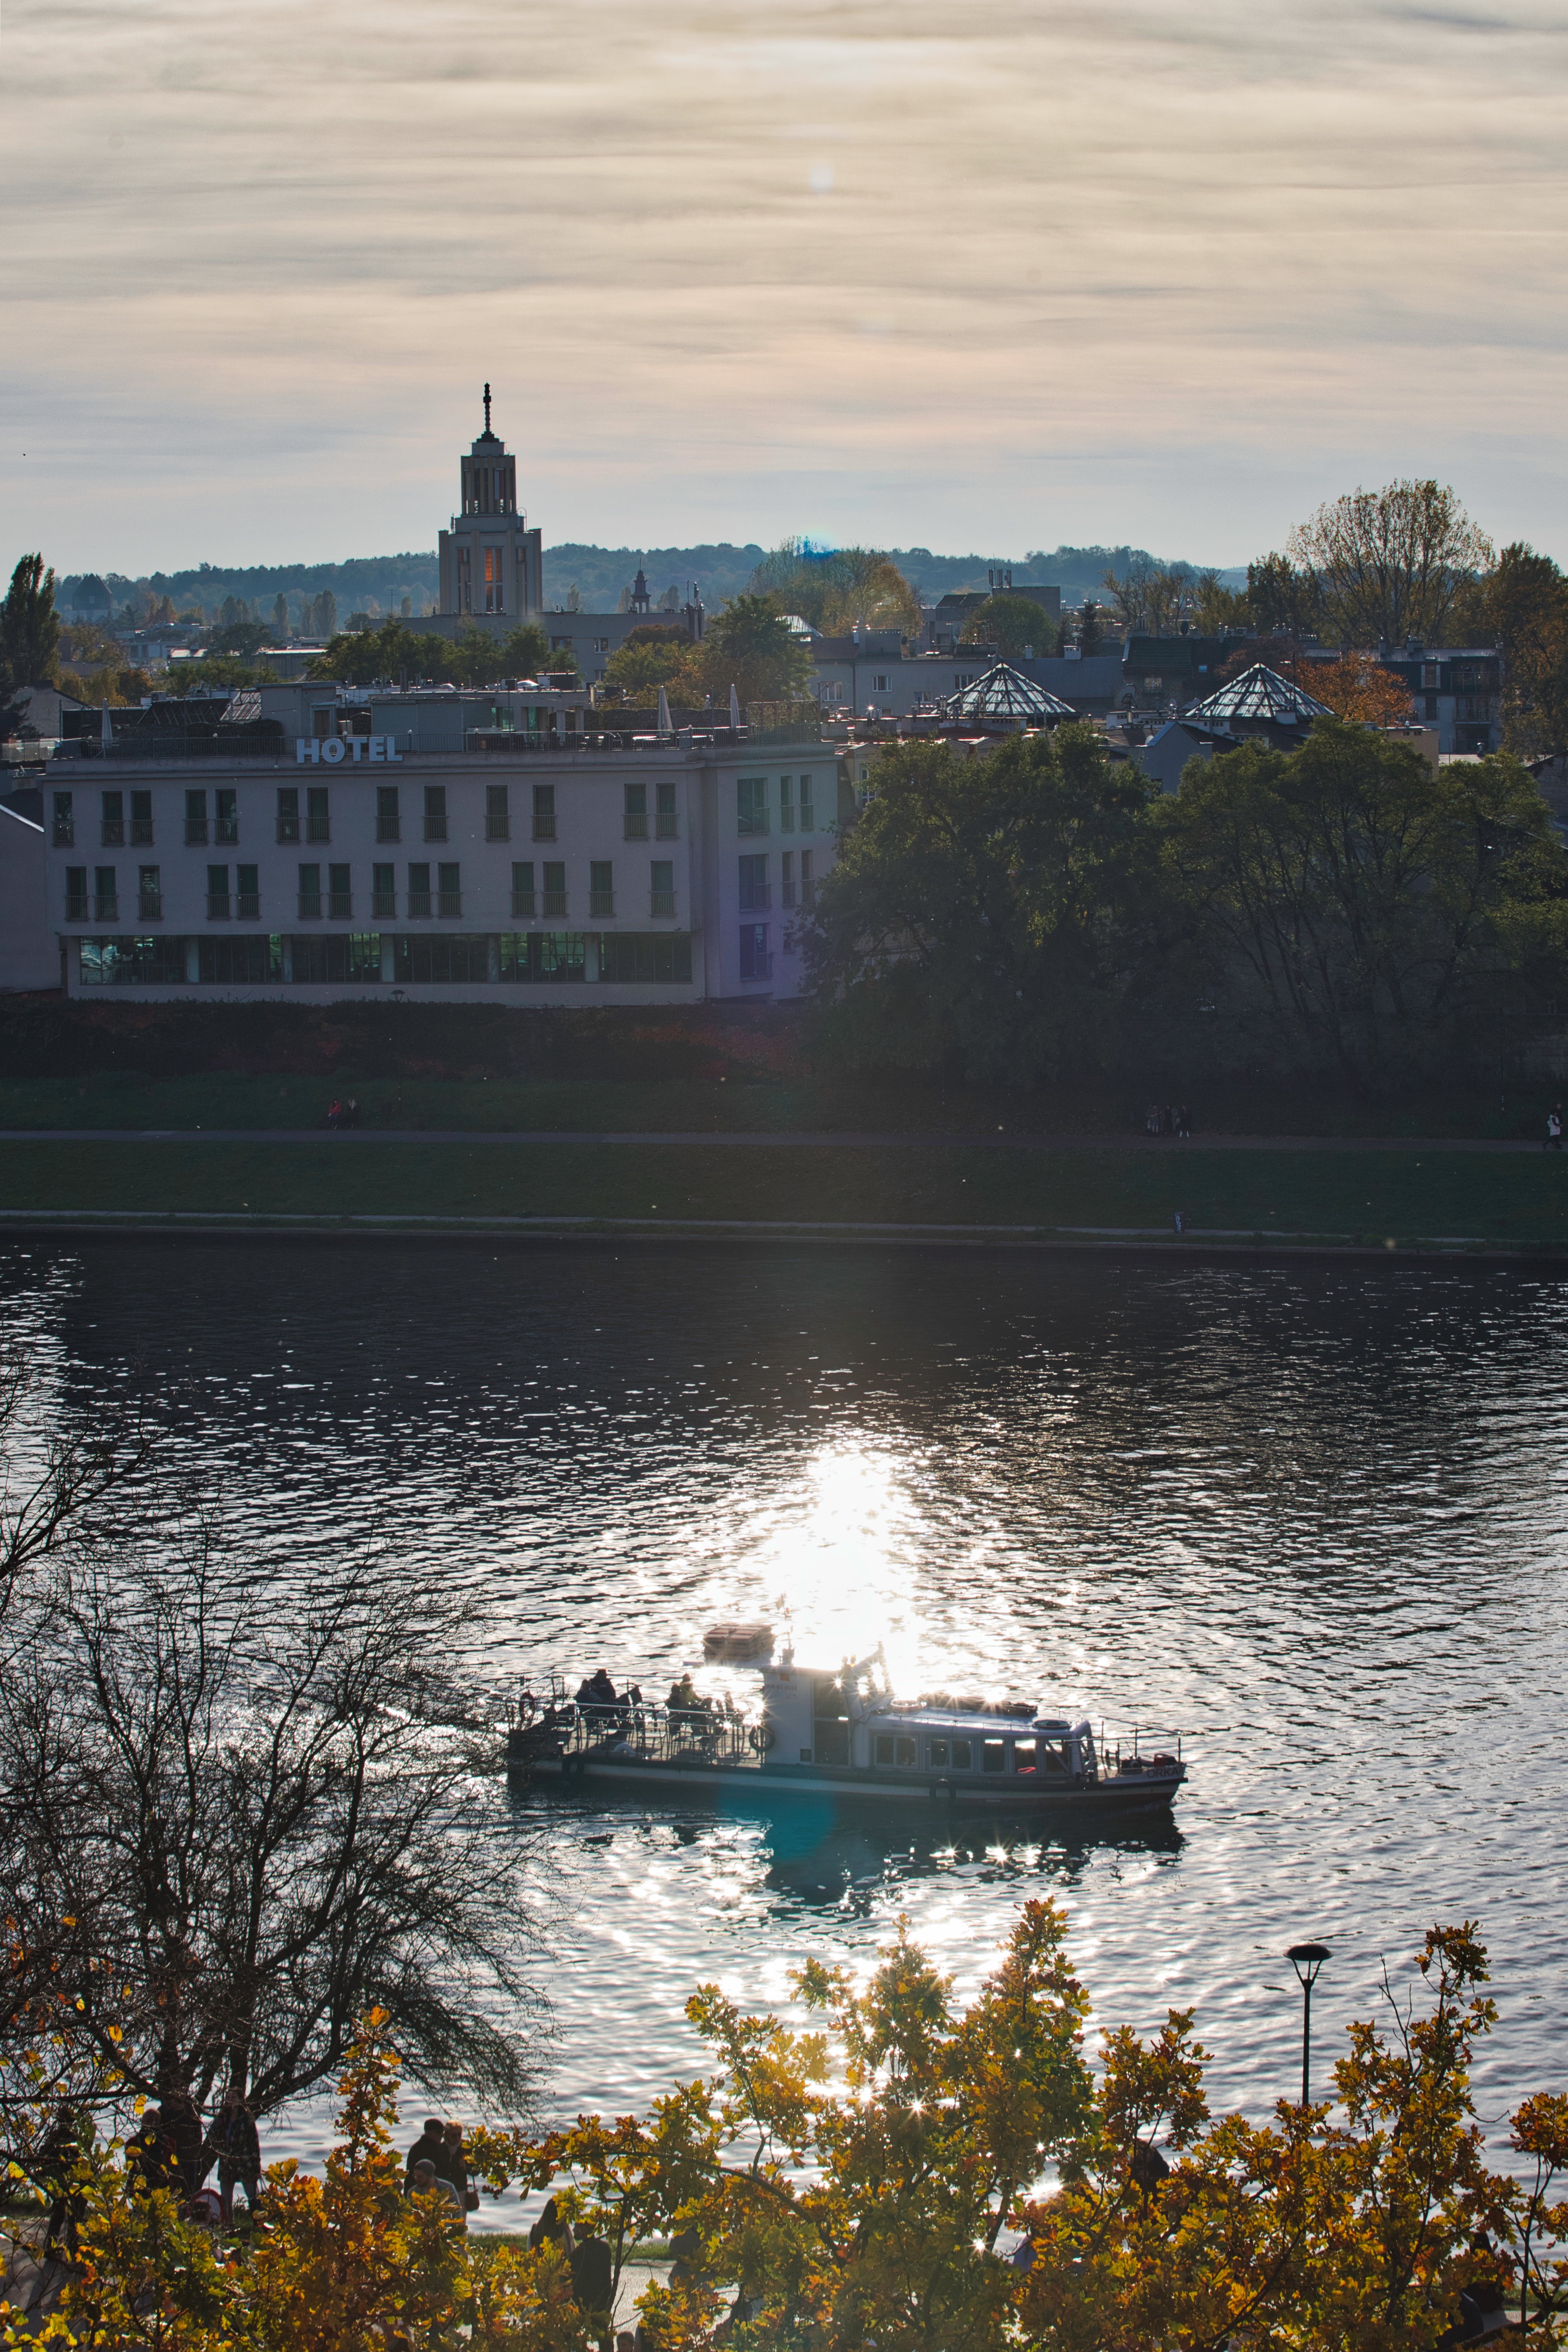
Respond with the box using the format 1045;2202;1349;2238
1286;1942;1331;2108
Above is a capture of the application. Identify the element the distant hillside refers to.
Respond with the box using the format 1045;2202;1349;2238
57;540;1245;620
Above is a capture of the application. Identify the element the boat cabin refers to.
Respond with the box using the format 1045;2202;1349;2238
759;1653;1095;1785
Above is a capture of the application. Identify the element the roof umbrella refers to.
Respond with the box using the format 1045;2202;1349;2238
656;686;672;738
100;699;113;748
730;682;742;731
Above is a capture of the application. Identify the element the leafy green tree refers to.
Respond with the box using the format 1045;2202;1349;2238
499;620;551;679
0;554;62;701
1076;598;1103;655
1246;551;1328;641
699;595;812;707
271;592;289;640
802;729;1161;1085
603;626;702;705
1158;724;1568;1083
750;541;920;637
1453;542;1568;758
959;593;1060;658
1189;568;1251;635
1281;479;1493;648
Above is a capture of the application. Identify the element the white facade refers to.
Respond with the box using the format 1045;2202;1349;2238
40;724;850;1006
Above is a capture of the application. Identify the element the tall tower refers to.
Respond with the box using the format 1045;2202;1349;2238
436;386;544;632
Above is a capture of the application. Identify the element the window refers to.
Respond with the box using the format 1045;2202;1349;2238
101;791;125;848
497;931;587;984
423;786;447;842
297;863;322;920
328;863;352;919
53;792;74;848
207;864;230;920
592;636;610;653
624;783;648;840
93;866;118;922
511;861;535;918
779;775;794;833
780;851;795;910
65;867;88;920
130;789;153;846
1013;1739;1037;1775
392;934;492;984
738;853;769;911
236;864;259;921
1422;663;1439;688
737;776;768;835
550;634;573;652
457;547;472;614
542;861;566;917
78;936;188;987
214;788;238;845
532;783;556;840
650;860;675;918
589;860;614;917
185;789;208;847
929;1737;949;1768
872;673;888;693
1425;694;1439;720
307;786;330;844
656;780;677;838
812;1676;850;1767
981;1738;1005;1775
276;788;300;844
437;862;461;918
799;773;815;833
407;862;432;918
483;545;503;614
376;785;400;842
291;934;382;984
875;1732;918;1767
200;935;281;984
595;933;694;984
739;923;770;981
485;784;510;840
371;862;396;918
949;1739;972;1771
800;848;815;908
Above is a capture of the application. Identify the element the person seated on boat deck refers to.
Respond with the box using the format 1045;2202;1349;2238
666;1671;703;1722
576;1667;624;1725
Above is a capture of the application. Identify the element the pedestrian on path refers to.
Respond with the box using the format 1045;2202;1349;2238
1176;1105;1191;1138
1548;1107;1563;1151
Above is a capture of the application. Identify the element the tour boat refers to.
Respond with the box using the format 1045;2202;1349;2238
505;1645;1186;1815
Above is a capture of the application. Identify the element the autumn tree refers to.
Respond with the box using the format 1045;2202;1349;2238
750;540;920;638
1454;542;1568;759
1188;568;1251;635
1283;479;1494;649
1312;650;1417;726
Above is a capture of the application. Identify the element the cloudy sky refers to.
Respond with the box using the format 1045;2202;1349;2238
3;0;1566;577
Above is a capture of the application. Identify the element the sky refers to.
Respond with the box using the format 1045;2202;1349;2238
3;0;1567;579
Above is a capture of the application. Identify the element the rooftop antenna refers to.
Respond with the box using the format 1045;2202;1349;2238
483;381;492;433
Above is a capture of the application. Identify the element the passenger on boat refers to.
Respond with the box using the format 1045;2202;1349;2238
667;1672;702;1719
577;1668;624;1726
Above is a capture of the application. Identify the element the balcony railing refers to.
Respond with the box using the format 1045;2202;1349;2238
485;814;510;840
277;818;301;844
542;889;567;918
53;822;74;848
738;813;769;836
65;894;88;921
131;818;154;846
424;817;448;842
327;891;352;919
207;893;231;920
656;812;678;838
376;816;400;842
101;820;125;847
532;815;557;840
589;890;615;917
236;891;259;921
185;818;209;846
93;894;118;922
650;891;676;919
215;816;240;845
371;889;397;918
741;953;773;982
297;892;323;921
306;817;331;843
138;892;163;920
740;886;771;912
511;890;535;919
437;890;462;918
623;814;648;840
407;890;432;918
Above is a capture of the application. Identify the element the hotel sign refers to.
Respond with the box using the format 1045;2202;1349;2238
296;736;404;764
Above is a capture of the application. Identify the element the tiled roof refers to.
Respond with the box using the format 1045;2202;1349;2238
1182;663;1334;724
939;661;1077;722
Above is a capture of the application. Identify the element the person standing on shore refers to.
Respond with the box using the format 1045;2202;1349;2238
1547;1107;1563;1151
206;2085;261;2223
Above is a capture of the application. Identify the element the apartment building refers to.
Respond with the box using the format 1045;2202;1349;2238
41;695;849;1005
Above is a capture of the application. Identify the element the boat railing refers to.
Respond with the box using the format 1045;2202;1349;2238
507;1692;756;1768
1100;1722;1184;1775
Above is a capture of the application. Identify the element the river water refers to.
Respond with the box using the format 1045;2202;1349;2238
4;1236;1565;2211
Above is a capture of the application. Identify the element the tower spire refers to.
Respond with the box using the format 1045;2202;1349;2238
483;381;492;433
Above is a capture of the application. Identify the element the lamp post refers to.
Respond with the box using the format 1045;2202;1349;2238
1286;1942;1331;2108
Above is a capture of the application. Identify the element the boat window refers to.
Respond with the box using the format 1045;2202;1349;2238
814;1677;851;1767
981;1738;1005;1775
950;1738;972;1771
1039;1740;1070;1775
929;1737;948;1768
1013;1739;1037;1774
896;1736;917;1768
874;1733;895;1766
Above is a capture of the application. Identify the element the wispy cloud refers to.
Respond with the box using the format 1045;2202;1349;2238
2;0;1565;572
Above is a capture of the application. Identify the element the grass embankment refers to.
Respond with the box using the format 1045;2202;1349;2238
0;1068;1564;1141
0;1138;1564;1250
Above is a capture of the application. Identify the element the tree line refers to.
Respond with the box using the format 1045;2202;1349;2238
802;721;1568;1093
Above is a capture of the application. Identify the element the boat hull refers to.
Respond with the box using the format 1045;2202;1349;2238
508;1736;1183;1813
